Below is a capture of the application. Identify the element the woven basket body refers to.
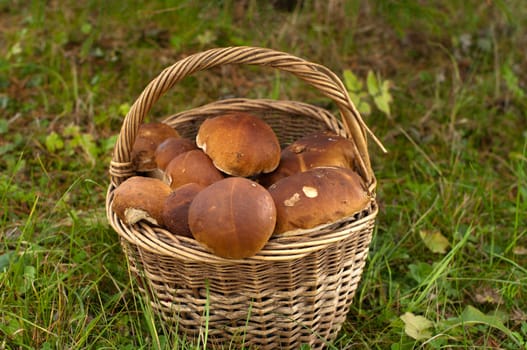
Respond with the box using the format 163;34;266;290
106;47;381;349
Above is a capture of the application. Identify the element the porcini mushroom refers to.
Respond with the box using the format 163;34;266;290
188;177;277;259
112;176;172;226
258;130;358;187
131;122;180;177
162;182;205;238
268;166;370;235
164;149;223;190
196;112;281;177
155;137;197;171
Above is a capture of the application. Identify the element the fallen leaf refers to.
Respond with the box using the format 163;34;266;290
510;307;527;322
473;287;504;305
400;312;434;340
513;246;527;255
419;230;450;254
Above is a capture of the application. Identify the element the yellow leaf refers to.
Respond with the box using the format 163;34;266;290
400;312;434;340
513;246;527;255
419;230;450;254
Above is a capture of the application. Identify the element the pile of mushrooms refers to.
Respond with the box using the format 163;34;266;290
112;112;371;259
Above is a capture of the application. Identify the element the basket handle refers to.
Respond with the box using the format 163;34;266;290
110;46;384;186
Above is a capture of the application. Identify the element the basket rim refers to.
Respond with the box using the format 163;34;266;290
106;181;378;263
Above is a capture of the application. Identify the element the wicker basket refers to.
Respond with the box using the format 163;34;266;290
106;46;382;349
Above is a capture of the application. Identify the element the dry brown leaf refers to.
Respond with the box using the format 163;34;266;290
512;246;527;255
473;287;504;305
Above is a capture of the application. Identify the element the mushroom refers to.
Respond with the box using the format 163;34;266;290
164;149;224;190
155;137;197;171
258;130;358;187
111;176;172;226
196;112;281;177
268;166;370;235
131;122;180;178
188;177;277;259
162;182;205;238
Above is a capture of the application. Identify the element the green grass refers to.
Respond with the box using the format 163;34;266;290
1;0;526;348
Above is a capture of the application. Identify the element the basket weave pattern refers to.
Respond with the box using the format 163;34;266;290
106;47;379;349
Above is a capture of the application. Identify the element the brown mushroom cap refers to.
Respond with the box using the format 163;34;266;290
155;137;197;171
196;112;281;177
268;166;370;235
112;176;172;226
258;130;358;187
162;183;205;238
131;122;180;172
188;177;277;259
164;149;224;190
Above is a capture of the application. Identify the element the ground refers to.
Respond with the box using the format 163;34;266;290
1;1;526;349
